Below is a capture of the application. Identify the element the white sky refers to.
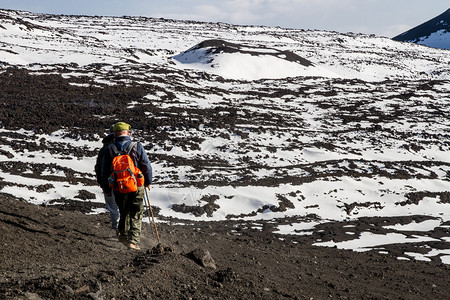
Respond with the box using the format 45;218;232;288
0;1;448;38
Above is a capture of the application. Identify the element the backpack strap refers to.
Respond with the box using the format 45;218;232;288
124;142;138;156
108;141;138;160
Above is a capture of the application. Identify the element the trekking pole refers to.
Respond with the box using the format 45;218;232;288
143;192;153;235
144;186;160;243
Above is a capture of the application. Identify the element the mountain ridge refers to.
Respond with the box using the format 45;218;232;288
393;8;450;50
1;8;449;81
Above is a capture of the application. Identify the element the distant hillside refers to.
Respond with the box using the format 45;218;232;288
171;39;339;80
393;9;450;50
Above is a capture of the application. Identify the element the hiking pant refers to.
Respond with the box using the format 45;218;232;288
114;186;145;245
104;193;119;231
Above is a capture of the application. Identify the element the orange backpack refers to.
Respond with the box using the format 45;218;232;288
108;142;144;193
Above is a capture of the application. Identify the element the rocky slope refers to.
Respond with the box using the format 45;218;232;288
2;194;450;299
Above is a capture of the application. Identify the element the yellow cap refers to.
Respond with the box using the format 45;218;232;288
113;122;131;131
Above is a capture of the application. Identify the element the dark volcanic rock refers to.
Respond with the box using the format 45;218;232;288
1;194;449;299
186;248;217;269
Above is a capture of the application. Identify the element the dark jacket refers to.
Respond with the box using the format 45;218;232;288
102;135;152;194
94;134;115;189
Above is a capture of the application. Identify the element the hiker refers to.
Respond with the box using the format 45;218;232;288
94;126;119;233
102;121;152;250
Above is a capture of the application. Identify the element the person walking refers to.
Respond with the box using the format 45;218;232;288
102;121;152;250
94;126;120;234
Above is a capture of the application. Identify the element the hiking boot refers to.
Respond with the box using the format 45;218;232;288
128;243;141;251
